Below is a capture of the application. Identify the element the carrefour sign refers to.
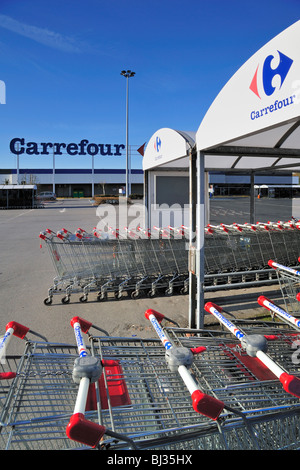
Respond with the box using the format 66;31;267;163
10;138;125;156
249;50;296;121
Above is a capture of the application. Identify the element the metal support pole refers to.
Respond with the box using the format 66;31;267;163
16;141;20;184
125;76;129;198
144;169;149;229
52;148;55;194
92;154;94;198
196;151;205;329
188;149;197;328
16;155;19;184
205;172;210;224
250;172;255;224
121;70;135;199
128;145;131;197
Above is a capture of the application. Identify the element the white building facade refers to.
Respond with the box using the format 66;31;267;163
0;168;144;198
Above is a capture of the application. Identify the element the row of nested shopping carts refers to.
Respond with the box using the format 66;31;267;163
1;297;300;450
39;219;300;304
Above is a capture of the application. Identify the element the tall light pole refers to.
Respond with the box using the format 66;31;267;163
121;70;135;198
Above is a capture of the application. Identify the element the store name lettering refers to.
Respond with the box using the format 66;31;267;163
10;138;125;156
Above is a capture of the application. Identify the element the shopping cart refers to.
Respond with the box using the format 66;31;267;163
0;321;48;419
39;219;300;304
268;259;300;315
40;228;139;304
205;220;300;274
127;227;189;298
258;295;300;330
2;310;300;450
205;222;272;274
40;226;190;304
0;320;49;448
204;301;300;399
267;220;300;267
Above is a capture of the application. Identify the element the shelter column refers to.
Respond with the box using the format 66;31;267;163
52;148;56;195
250;172;255;224
144;170;149;228
196;151;205;329
188;149;197;328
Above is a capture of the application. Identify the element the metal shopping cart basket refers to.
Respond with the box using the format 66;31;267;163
267;220;300;267
1;309;300;450
205;220;300;274
39;228;141;304
39;220;300;304
126;226;189;298
268;259;300;315
39;227;190;304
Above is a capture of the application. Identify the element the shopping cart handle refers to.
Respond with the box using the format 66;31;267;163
0;372;16;380
258;296;300;329
6;321;30;339
204;302;223;314
146;308;225;420
66;413;106;448
191;347;207;355
70;316;93;334
280;373;300;399
264;335;280;341
145;309;180;326
191;390;224;420
257;295;272;308
145;309;165;323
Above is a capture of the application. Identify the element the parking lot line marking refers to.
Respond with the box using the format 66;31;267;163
2;209;35;222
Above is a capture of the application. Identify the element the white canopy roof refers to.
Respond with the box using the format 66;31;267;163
0;185;37;190
196;20;300;172
144;21;300;174
143;128;195;170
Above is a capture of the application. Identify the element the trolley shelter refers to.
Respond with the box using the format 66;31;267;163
0;184;37;209
143;128;198;229
144;20;300;329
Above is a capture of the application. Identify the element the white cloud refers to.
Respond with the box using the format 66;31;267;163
0;14;82;53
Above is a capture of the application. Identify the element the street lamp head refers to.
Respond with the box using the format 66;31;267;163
121;70;135;78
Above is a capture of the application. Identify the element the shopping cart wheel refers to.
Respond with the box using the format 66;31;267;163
147;290;156;298
79;295;88;303
114;291;123;300
131;290;140;299
165;288;173;296
61;296;70;304
97;293;107;301
180;287;188;295
43;297;52;305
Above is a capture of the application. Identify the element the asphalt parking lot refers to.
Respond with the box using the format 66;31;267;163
0;196;297;356
209;195;299;224
0;198;187;355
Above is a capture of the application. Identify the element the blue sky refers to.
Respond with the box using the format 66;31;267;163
0;0;299;171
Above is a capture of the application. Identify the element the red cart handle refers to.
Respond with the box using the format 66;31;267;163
66;413;106;448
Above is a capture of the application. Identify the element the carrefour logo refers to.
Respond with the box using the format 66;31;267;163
154;136;161;153
249;50;296;121
250;50;293;99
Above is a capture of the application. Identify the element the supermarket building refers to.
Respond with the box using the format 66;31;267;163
0;167;144;198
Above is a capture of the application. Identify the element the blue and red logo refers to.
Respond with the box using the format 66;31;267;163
250;50;293;99
154;136;161;152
